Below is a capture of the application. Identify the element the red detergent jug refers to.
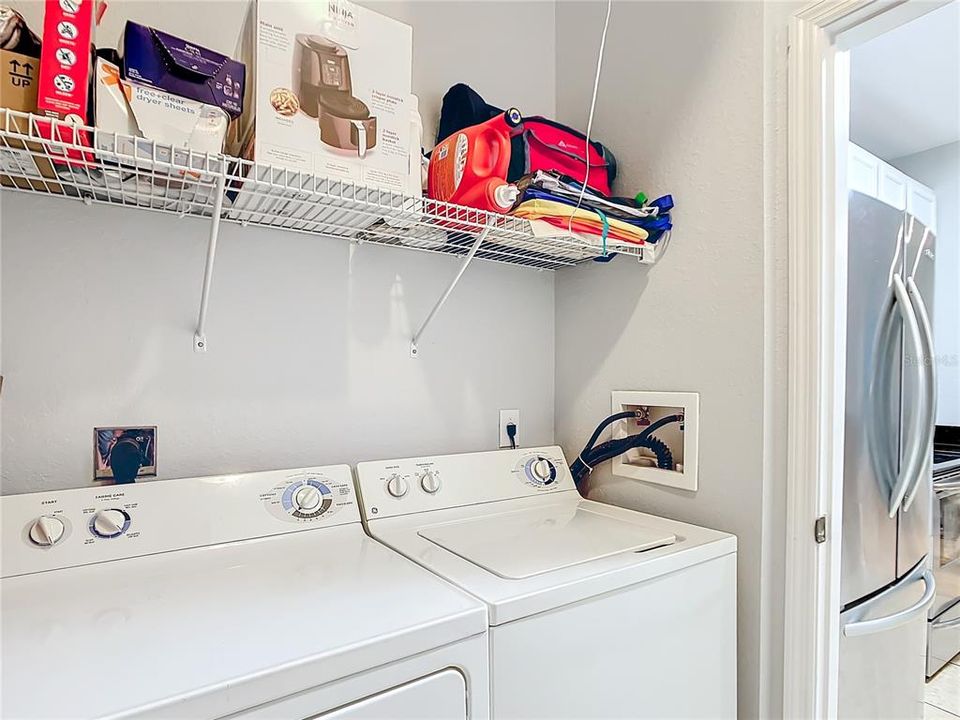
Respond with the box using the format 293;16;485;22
428;108;522;213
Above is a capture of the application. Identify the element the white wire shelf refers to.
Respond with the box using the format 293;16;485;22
0;110;656;271
0;110;659;355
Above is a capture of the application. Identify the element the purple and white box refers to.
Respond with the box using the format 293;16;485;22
121;21;246;119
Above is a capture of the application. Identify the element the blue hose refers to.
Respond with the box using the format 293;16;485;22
570;413;683;488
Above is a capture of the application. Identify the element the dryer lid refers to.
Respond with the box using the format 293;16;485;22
418;502;677;580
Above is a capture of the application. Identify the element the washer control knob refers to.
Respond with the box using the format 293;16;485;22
420;470;441;494
28;515;65;547
91;509;130;539
532;459;554;483
386;474;408;498
293;484;322;512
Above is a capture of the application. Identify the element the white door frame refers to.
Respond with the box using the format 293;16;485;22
783;1;950;717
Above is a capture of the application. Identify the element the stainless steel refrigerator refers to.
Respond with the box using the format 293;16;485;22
839;191;937;718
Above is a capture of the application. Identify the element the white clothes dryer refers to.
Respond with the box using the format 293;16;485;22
1;466;489;719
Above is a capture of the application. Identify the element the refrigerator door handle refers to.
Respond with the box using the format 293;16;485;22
931;613;960;630
867;287;898;498
886;273;929;517
902;275;937;512
933;477;960;496
841;565;936;638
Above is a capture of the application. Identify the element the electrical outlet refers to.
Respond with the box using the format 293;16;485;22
499;409;520;449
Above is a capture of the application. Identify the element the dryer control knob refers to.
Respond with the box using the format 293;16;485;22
28;515;65;547
420;470;441;494
386;474;408;498
91;509;130;539
293;484;322;512
532;459;554;483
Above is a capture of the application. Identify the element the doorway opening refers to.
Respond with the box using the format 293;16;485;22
785;1;959;717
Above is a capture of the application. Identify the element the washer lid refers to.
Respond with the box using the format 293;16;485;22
418;502;677;579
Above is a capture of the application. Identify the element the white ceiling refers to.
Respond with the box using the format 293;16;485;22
850;2;960;160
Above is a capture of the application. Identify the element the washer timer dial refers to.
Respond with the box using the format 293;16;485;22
532;459;553;482
517;454;560;488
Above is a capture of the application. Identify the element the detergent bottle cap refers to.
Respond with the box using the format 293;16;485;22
493;183;519;209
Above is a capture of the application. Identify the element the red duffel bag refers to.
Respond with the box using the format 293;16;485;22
516;116;617;197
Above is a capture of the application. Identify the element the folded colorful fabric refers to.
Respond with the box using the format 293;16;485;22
519;214;647;244
512;198;649;243
512;171;674;243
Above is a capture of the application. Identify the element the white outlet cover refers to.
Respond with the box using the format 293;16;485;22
499;408;520;448
610;391;699;491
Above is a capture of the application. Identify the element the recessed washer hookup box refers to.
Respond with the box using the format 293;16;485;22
121;21;246;119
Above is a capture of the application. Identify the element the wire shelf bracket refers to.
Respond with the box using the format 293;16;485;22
193;172;228;352
410;222;492;358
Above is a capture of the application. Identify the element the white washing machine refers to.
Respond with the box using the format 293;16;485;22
355;447;738;719
1;466;489;719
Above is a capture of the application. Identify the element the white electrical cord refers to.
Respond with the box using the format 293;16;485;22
567;0;613;237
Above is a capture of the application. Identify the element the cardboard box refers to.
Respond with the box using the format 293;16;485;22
249;0;414;193
37;0;95;124
93;58;138;142
0;48;61;192
95;57;229;164
34;0;96;174
121;22;245;119
92;58;223;207
0;48;39;109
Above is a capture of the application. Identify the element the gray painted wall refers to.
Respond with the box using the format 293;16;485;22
1;195;556;492
892;142;960;427
554;3;769;717
1;0;558;492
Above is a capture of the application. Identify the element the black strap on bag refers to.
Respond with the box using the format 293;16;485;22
435;84;501;145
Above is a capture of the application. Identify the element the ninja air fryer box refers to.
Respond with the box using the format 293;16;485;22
244;0;413;194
